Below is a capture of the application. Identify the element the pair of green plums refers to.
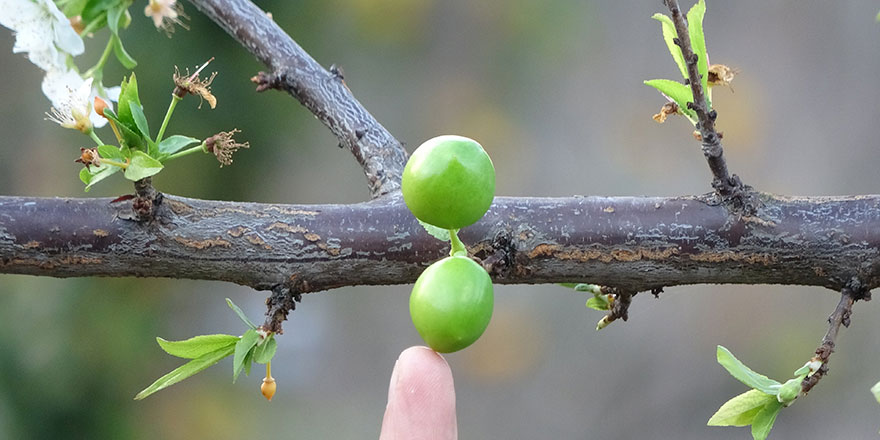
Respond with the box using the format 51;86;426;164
402;135;496;353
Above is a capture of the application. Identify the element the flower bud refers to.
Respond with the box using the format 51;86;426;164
261;376;276;401
94;97;108;117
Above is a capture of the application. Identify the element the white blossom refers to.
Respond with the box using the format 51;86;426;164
144;0;186;34
0;0;84;71
0;0;120;128
43;69;119;128
45;75;93;131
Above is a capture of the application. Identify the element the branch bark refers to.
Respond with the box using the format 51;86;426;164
3;193;879;294
185;0;408;198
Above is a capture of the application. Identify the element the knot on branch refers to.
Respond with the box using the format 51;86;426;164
474;232;516;279
251;71;284;93
133;177;162;222
264;282;303;334
707;175;757;216
597;288;634;329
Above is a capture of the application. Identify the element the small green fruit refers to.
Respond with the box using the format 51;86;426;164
409;256;494;353
402;135;495;230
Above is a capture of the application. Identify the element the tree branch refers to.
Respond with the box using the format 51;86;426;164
3;193;880;296
185;0;408;198
665;0;742;201
801;287;871;394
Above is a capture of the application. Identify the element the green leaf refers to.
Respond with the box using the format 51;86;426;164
112;76;145;148
418;219;451;242
253;335;277;364
124;151;164;181
871;381;880;404
134;344;235;400
81;0;118;23
156;334;239;359
112;34;137;69
233;329;259;382
243;348;254;377
61;0;89;16
158;135;201;155
106;1;128;35
751;400;783;440
100;108;141;148
575;283;602;294
147;138;160;159
792;362;811;377
586;296;611;311
129;101;151;141
96;144;127;160
686;0;709;106
644;79;697;122
651;13;687;80
80;163;121;191
707;389;776;427
776;377;802;406
716;346;782;395
117;74;141;128
226;298;257;329
876;10;880;22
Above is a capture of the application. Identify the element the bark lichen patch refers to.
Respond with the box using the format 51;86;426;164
266;222;308;234
173;236;231;249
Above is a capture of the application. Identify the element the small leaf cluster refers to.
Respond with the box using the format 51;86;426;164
135;299;277;400
560;283;611;310
80;71;221;190
644;0;709;125
708;346;820;440
559;283;614;329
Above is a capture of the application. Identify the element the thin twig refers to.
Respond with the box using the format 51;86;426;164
801;287;871;393
186;0;408;198
664;0;741;199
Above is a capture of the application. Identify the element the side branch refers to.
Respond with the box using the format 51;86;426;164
2;194;880;294
186;0;408;198
801;287;871;393
665;0;740;199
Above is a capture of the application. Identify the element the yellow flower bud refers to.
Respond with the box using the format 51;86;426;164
261;376;276;401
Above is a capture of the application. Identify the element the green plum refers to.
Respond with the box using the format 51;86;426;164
409;256;494;353
402;135;495;230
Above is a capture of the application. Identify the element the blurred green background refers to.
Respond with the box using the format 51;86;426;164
2;1;880;438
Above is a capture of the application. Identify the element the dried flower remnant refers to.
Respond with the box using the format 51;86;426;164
75;147;101;170
652;101;680;123
206;129;249;167
707;64;738;88
144;0;188;35
173;58;217;108
692;130;723;142
69;15;84;35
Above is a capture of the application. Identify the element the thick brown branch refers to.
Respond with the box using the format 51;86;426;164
3;193;880;295
665;0;741;200
185;0;408;198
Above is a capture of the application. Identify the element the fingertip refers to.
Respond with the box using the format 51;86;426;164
380;346;457;440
